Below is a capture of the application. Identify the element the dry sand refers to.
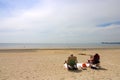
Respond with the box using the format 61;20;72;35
0;48;120;80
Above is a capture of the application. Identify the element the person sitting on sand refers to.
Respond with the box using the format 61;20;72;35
65;54;78;70
64;54;91;70
91;53;100;69
93;53;100;64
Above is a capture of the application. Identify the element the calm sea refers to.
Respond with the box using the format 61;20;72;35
0;43;120;49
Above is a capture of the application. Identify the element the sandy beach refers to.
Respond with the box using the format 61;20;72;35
0;48;120;80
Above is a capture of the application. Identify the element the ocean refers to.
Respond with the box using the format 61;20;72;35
0;43;120;49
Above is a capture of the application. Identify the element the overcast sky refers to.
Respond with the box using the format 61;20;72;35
0;0;120;43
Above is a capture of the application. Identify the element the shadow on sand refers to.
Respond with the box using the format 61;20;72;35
68;69;82;73
98;67;108;70
91;67;108;71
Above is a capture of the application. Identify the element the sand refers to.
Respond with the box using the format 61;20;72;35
0;48;120;80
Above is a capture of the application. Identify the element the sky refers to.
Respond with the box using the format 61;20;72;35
0;0;120;43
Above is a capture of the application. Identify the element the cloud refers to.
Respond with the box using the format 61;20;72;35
97;21;120;27
0;0;120;43
89;23;120;42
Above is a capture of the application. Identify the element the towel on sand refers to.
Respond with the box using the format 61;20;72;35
64;63;90;69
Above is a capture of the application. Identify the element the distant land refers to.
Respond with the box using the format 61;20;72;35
101;42;120;44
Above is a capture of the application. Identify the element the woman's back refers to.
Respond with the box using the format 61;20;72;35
93;53;100;64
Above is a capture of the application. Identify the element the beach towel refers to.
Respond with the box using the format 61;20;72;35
64;63;90;69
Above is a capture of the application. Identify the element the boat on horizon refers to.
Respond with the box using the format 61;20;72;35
101;42;120;44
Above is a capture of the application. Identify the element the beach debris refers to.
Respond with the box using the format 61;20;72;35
78;53;87;55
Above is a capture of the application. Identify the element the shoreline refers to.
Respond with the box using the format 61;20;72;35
0;47;120;50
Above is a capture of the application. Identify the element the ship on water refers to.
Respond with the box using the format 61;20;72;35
101;42;120;44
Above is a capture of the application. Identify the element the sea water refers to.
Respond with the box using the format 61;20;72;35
0;43;120;49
